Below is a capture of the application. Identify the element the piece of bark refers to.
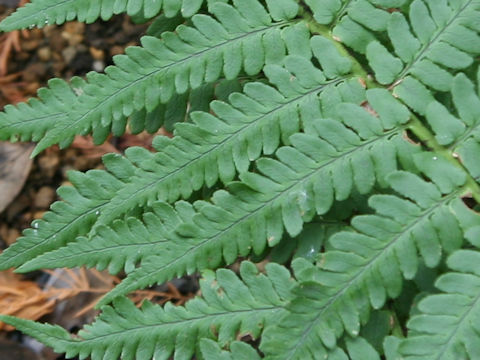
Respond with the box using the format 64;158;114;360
0;142;34;213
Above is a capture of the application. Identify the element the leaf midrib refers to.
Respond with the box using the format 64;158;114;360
96;78;344;229
284;188;462;359
103;127;404;303
76;306;284;343
395;0;475;82
52;21;289;140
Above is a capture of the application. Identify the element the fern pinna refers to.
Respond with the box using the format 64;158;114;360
2;0;480;359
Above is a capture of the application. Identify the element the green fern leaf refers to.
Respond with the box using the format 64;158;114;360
423;73;480;180
200;339;263;360
0;51;359;270
396;69;480;181
0;0;300;156
89;52;355;232
306;0;406;28
0;167;127;270
17;201;184;274
0;261;293;360
3;1;480;357
199;338;366;360
399;249;480;359
0;76;208;145
323;0;401;54
366;0;480;90
0;77;84;143
90;91;416;305
0;0;209;31
259;158;468;359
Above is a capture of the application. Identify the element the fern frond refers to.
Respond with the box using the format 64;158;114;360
305;0;407;55
306;0;406;30
399;249;480;359
92;90;417;305
90;51;356;232
130;83;217;134
0;0;300;156
199;338;369;360
0;80;215;145
0;0;207;31
365;0;480;90
200;335;392;360
16;208;350;276
199;339;263;360
0;261;294;360
0;77;84;144
400;72;480;183
17;201;184;274
259;157;469;359
0;167;128;270
394;69;480;194
0;51;359;270
332;0;396;52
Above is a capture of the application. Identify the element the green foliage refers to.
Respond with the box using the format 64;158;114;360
1;261;293;359
2;0;480;359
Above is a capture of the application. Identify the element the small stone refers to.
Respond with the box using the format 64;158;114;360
5;193;29;222
62;46;77;64
37;47;51;61
62;22;85;46
89;46;105;60
34;186;56;209
38;153;59;178
93;60;105;72
64;21;85;34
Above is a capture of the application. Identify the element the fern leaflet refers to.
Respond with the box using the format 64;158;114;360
0;261;293;360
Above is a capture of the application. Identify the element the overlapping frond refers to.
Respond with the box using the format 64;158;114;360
0;167;124;270
306;0;407;30
94;90;417;305
0;50;358;271
3;0;480;358
312;0;480;91
0;261;294;360
17;201;183;274
199;336;384;360
0;77;85;144
305;0;407;55
398;71;480;183
0;0;209;31
0;79;214;145
399;249;480;359
199;339;263;360
259;158;469;359
0;0;300;156
90;49;356;231
365;0;480;90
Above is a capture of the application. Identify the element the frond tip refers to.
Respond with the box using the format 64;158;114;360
0;0;205;31
0;261;294;360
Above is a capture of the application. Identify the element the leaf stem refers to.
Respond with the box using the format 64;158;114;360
303;15;376;89
408;115;480;203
